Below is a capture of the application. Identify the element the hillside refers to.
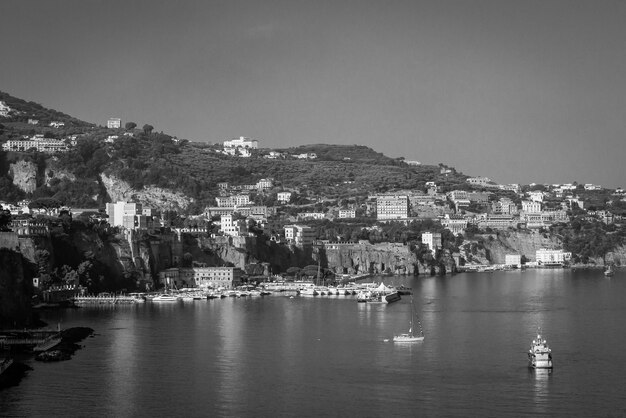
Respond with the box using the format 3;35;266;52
0;91;471;211
0;90;93;128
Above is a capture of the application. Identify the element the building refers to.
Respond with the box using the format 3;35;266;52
441;214;468;235
376;195;409;220
256;178;273;190
298;212;325;220
215;194;250;207
159;267;242;289
220;214;246;236
28;119;39;125
527;191;544;203
466;177;492;186
338;209;356;219
295;153;317;159
536;249;572;266
49;121;65;128
478;214;518;230
492;198;518;215
105;201;146;228
505;254;522;268
0;101;12;117
421;232;442;252
277;192;292;203
107;118;121;129
499;184;521;193
284;224;315;246
10;218;49;236
2;137;69;153
521;200;542;214
191;267;243;289
467;192;491;204
223;136;258;149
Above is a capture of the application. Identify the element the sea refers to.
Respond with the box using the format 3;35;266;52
2;269;626;417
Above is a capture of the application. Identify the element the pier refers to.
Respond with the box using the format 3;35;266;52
0;329;62;351
73;295;145;305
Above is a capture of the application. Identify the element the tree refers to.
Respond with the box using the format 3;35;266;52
143;124;154;135
125;122;137;130
0;209;10;231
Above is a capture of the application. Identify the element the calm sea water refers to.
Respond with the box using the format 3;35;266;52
2;269;626;417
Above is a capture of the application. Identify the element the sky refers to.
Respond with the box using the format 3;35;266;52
1;0;625;188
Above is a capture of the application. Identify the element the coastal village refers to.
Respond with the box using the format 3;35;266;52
1;100;626;308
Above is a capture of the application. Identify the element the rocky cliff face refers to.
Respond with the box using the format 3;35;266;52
44;157;76;186
100;173;194;211
477;230;562;263
322;242;421;275
0;248;34;328
9;160;38;193
592;245;626;266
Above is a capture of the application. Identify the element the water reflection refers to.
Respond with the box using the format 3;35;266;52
530;368;551;414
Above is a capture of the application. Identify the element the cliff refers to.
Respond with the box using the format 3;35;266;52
100;173;194;211
9;160;38;193
0;248;34;328
323;242;420;275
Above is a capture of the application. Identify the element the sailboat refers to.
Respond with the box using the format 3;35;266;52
604;265;615;277
393;296;424;343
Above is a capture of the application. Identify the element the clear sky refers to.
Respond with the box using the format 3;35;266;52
1;0;625;188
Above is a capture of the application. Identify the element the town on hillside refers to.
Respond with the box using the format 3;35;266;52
1;102;626;301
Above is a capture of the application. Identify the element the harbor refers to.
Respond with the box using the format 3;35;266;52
3;269;625;417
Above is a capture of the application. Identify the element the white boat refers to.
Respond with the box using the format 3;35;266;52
357;283;401;304
528;328;553;369
393;297;424;343
299;286;318;297
604;265;615;276
152;294;181;302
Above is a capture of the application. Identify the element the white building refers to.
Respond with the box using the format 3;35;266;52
527;191;544;203
505;254;522;268
441;214;468;235
223;136;258;149
277;192;292;203
256;178;273;190
466;177;492;186
0;101;12;117
376;195;409;220
107;118;121;129
522;200;542;214
2;138;69;153
215;194;250;207
298;212;325;220
421;232;442;252
338;209;356;219
220;214;246;236
295;153;317;159
105;201;145;228
284;224;315;246
49;121;65;128
536;249;572;266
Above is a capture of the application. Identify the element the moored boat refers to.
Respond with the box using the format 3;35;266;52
528;328;553;369
604;265;615;276
152;294;181;302
392;296;424;343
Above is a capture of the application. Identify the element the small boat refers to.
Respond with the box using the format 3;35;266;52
528;328;553;369
604;265;615;276
152;294;181;302
393;296;424;343
299;286;318;297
